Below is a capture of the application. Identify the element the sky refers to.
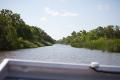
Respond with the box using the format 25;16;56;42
0;0;120;40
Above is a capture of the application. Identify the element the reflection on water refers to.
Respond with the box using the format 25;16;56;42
0;44;120;66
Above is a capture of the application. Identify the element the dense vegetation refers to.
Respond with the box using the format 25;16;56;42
58;25;120;52
0;9;55;50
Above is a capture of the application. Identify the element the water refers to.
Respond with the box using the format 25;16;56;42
0;44;120;66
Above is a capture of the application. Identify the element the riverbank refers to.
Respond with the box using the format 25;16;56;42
58;25;120;52
71;38;120;52
0;9;55;50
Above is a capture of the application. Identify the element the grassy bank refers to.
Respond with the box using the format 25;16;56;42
71;38;120;52
59;25;120;52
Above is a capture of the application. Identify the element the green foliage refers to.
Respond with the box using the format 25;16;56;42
17;37;38;48
60;26;120;52
0;9;55;50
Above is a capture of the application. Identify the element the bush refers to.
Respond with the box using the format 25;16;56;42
106;39;120;52
84;38;120;52
17;37;38;48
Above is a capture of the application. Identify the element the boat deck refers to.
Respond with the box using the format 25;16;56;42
5;77;51;80
0;59;120;80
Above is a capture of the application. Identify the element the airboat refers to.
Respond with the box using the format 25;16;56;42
0;59;120;80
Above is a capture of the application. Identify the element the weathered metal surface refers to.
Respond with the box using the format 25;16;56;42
0;59;120;80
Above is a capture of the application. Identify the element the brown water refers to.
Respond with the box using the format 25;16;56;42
0;44;120;66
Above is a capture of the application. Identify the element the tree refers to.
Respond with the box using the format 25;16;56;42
59;25;120;52
0;9;55;50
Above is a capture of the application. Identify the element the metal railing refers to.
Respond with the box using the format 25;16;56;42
0;59;120;80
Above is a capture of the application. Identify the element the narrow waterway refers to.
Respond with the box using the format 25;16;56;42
0;44;120;66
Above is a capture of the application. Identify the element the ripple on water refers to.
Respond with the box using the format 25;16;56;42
0;44;120;66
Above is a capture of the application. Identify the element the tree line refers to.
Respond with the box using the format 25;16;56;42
0;9;55;50
58;25;120;52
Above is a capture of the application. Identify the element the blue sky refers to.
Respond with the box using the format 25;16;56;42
0;0;120;40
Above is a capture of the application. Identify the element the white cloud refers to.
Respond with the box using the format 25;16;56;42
97;4;111;11
45;7;79;17
40;7;79;22
40;16;48;22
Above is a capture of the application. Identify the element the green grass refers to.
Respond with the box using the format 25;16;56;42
71;38;120;52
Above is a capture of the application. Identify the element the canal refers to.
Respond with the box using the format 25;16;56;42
0;44;120;66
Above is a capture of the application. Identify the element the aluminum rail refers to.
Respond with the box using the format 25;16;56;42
90;62;120;73
0;59;120;80
0;59;9;80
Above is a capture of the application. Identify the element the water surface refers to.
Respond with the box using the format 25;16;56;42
0;44;120;66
